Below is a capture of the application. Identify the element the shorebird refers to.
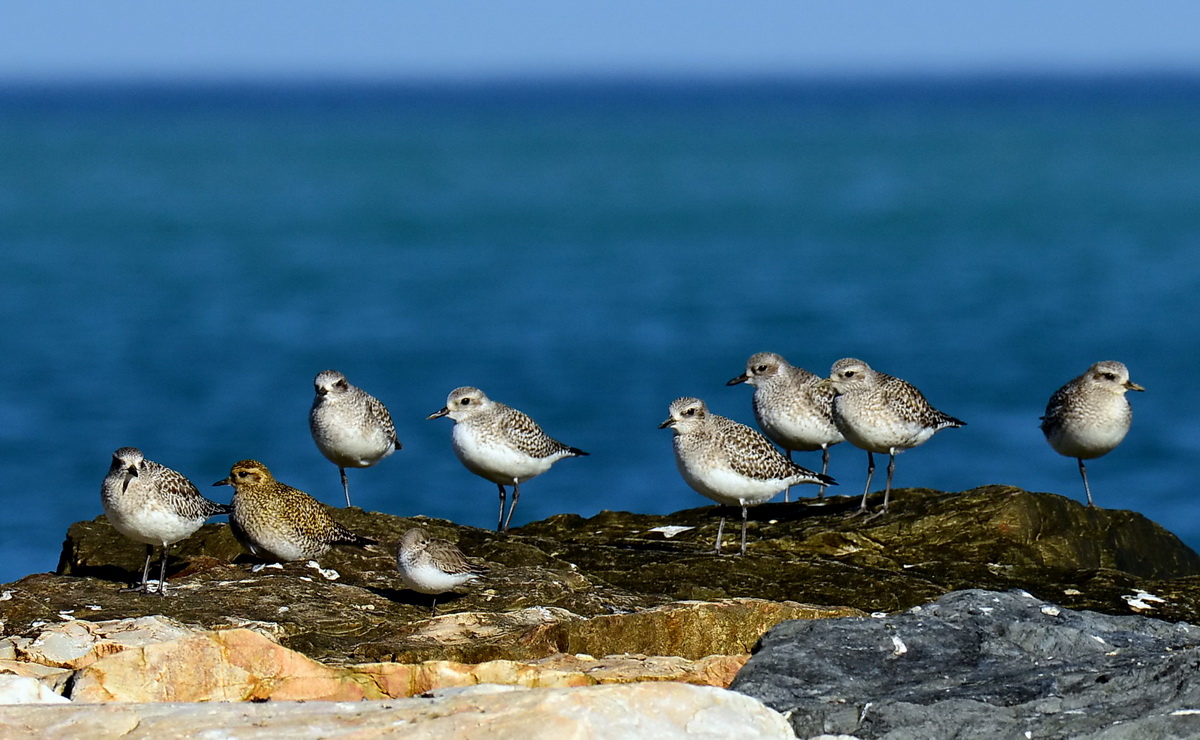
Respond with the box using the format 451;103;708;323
309;369;402;507
823;358;965;517
396;527;484;614
659;397;835;555
429;383;588;534
213;459;376;562
429;387;588;535
728;352;843;500
1040;360;1144;507
101;447;230;595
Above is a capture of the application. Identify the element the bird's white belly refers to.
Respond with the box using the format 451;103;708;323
453;427;551;484
758;405;843;451
104;499;202;547
399;560;478;594
317;424;395;468
1047;422;1130;459
675;456;785;507
834;402;931;453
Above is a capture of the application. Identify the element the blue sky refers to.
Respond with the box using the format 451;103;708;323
2;1;1199;81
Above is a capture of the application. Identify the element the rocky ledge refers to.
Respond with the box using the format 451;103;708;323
2;486;1200;738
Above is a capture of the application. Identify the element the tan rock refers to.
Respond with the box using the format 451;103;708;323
354;653;747;697
0;683;796;739
66;619;751;702
0;660;73;696
12;615;197;670
548;598;865;660
69;628;378;702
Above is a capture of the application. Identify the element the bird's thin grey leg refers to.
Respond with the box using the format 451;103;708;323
818;445;831;499
854;451;876;514
863;451;897;523
713;514;726;554
882;451;897;512
496;484;507;533
340;467;351;507
502;482;521;534
1078;458;1095;507
141;545;153;591
156;546;169;597
122;545;154;593
430;596;439;616
739;504;749;556
784;450;793;503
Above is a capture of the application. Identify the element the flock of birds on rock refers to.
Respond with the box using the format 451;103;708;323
99;357;1143;609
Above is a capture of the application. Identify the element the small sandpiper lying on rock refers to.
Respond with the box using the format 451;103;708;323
214;459;376;562
428;387;588;535
823;358;965;518
309;369;402;508
660;397;835;556
101;447;230;596
396;527;484;614
728;352;843;501
1041;360;1144;507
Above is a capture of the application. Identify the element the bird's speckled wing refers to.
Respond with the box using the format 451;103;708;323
716;417;823;482
366;393;401;449
499;405;578;459
424;538;485;576
146;461;229;518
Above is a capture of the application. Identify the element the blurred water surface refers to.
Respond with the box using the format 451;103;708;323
2;77;1199;583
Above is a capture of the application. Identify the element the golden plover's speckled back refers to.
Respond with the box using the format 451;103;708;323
214;459;376;562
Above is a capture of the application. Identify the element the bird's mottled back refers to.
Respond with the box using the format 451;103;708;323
215;459;376;561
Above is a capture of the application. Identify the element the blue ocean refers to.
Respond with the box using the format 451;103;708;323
2;77;1199;585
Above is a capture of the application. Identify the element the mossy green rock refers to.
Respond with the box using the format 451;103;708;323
4;486;1200;665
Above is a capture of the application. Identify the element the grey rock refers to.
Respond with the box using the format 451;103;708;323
731;589;1200;740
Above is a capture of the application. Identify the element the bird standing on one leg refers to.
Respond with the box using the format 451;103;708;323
101;447;230;595
428;387;587;534
1040;360;1144;507
309;369;402;508
823;359;965;518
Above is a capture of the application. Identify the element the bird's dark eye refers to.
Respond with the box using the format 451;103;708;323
1103;373;1116;381
844;370;855;378
756;365;767;372
237;471;248;478
684;408;696;416
461;398;471;405
338;380;349;389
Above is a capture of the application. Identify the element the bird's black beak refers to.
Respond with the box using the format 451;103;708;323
427;407;449;420
726;373;749;386
213;477;231;487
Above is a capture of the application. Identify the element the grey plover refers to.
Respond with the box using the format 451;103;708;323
728;352;843;501
428;387;588;535
1040;360;1144;507
213;459;376;562
309;369;402;507
101;447;230;596
824;358;965;517
396;527;484;614
659;397;835;555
